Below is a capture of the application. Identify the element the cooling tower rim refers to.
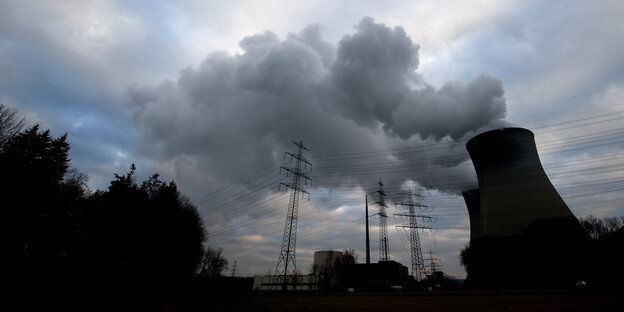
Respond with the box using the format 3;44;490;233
467;127;534;149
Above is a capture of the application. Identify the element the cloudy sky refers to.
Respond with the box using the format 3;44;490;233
1;0;623;278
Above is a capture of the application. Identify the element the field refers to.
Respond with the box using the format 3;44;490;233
176;289;624;312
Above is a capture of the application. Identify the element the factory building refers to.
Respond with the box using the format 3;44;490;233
252;274;318;291
343;261;410;290
253;250;411;291
252;251;348;291
463;127;578;238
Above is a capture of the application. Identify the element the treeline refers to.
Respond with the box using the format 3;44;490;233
460;216;624;289
578;215;624;287
0;105;229;305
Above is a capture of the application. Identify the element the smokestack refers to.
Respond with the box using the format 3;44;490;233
365;195;370;265
465;127;576;237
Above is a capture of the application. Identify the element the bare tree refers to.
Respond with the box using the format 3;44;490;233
580;215;624;239
342;248;358;264
197;247;229;278
0;104;25;147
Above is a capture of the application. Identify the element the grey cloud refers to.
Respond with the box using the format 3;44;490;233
289;24;336;67
0;0;198;190
331;17;420;129
237;35;326;94
126;17;507;199
392;72;507;141
329;17;506;141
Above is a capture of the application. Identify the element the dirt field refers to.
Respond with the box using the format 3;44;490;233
182;289;624;312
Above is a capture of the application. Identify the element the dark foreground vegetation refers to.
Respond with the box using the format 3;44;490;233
0;104;228;309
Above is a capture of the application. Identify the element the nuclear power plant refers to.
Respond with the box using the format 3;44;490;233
463;127;577;238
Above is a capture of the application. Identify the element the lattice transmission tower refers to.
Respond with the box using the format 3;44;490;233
394;188;431;280
372;178;390;261
424;251;443;275
231;260;237;277
274;140;312;289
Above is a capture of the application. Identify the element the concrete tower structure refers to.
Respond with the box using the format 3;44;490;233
464;127;575;238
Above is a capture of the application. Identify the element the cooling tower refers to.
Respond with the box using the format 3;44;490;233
465;127;575;237
461;189;480;240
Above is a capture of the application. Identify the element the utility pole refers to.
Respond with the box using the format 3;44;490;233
394;188;431;281
372;178;390;262
274;140;312;290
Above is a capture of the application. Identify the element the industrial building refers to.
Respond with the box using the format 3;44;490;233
313;250;344;269
252;251;351;291
343;261;411;290
463;127;578;238
253;250;411;291
252;274;319;291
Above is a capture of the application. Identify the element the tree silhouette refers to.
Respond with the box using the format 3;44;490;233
1;125;73;281
197;247;229;278
1;124;207;304
0;111;220;308
0;103;25;148
580;215;624;240
84;166;207;290
578;215;624;286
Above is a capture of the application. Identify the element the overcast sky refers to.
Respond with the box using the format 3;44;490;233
1;0;623;278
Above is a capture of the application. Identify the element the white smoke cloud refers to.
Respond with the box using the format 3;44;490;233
125;17;507;197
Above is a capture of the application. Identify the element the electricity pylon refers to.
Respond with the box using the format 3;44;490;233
394;188;431;280
372;178;390;261
424;251;443;275
231;260;237;277
274;140;311;290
